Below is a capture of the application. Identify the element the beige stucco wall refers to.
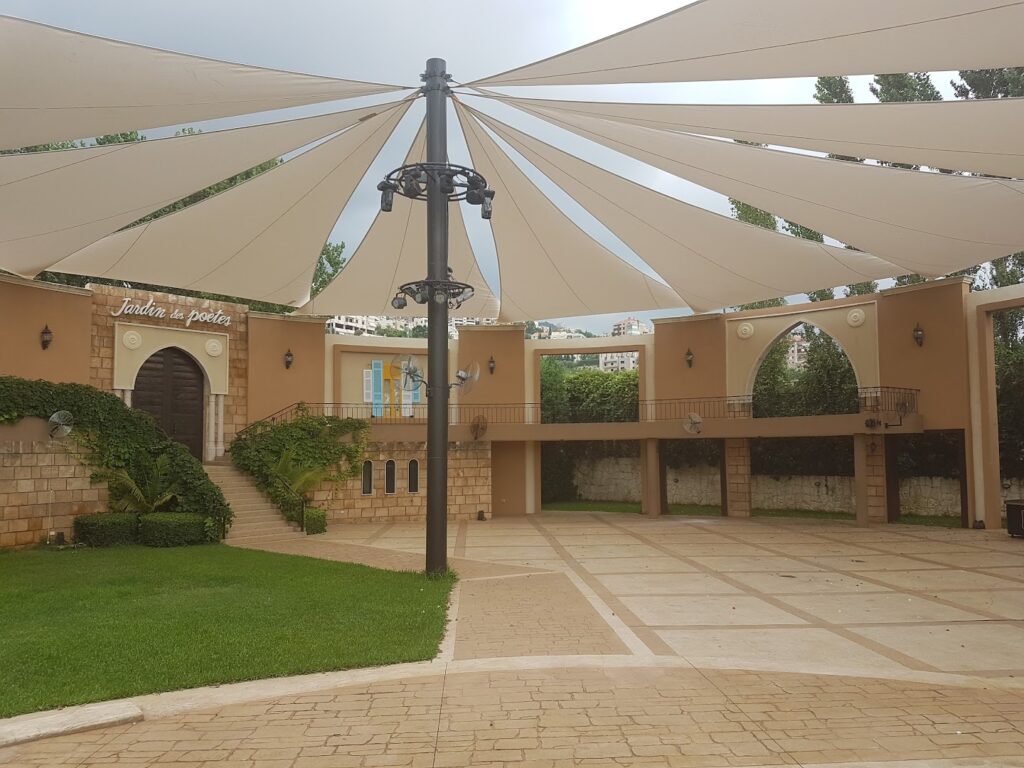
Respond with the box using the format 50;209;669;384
725;301;880;397
248;313;326;422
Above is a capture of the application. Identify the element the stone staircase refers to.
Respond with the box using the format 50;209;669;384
204;462;304;545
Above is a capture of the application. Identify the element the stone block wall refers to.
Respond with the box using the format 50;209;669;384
573;456;1014;519
312;441;491;524
0;440;107;549
723;438;752;517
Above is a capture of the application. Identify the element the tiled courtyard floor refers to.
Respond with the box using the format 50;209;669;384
5;513;1024;767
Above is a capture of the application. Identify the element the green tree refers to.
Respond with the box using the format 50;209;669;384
730;199;777;231
844;281;878;297
952;67;1024;99
311;241;346;297
870;73;942;103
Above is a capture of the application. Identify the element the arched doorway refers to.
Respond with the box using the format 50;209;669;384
133;347;205;459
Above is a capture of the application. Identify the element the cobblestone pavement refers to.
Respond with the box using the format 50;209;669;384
5;513;1024;767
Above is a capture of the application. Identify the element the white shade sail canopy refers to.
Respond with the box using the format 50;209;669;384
520;105;1024;277
0;15;401;150
455;103;682;322
474;0;1024;86
0;102;403;278
470;107;896;312
482;95;1024;180
302;125;499;318
51;103;411;307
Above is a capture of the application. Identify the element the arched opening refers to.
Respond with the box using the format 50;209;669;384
385;459;396;495
361;461;374;495
408;459;420;493
751;322;859;418
132;346;205;459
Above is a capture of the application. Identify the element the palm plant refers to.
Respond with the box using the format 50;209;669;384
95;452;180;515
271;448;329;501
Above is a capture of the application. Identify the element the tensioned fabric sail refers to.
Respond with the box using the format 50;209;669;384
454;103;682;322
302;125;499;318
520;106;1024;277
0;15;402;150
473;0;1024;86
480;95;1024;179
51;103;412;307
0;102;404;278
469;107;896;312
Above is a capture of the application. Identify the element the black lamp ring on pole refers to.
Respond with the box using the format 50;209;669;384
391;278;475;311
378;162;494;218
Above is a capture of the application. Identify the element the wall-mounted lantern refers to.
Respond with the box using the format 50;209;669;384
284;349;294;369
40;325;53;351
912;323;925;348
487;355;496;375
685;348;694;368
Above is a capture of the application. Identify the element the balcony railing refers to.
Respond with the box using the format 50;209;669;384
249;387;918;430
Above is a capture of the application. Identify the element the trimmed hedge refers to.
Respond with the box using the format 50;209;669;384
304;508;326;535
0;376;231;533
140;513;206;547
73;513;138;547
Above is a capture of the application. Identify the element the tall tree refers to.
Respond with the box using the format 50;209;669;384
311;242;346;297
952;67;1024;99
730;199;777;231
869;73;942;103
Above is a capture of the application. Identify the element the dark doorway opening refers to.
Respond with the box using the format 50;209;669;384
133;347;205;459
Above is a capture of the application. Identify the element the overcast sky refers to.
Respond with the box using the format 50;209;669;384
1;1;962;333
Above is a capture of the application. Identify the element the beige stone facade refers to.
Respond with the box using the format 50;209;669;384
0;439;107;549
88;284;250;452
312;441;491;524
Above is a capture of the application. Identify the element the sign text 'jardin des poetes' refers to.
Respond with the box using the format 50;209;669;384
110;297;232;328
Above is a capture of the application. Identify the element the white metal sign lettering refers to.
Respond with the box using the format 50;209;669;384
110;297;232;328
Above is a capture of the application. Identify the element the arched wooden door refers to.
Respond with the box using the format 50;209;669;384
133;347;205;459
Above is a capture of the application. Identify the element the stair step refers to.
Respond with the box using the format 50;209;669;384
227;532;305;544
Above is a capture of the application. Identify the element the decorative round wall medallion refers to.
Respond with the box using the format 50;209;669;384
736;322;755;340
204;339;224;358
122;330;143;350
847;308;867;328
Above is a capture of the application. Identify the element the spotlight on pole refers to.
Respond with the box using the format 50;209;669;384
377;180;397;212
391;293;408;310
481;189;495;220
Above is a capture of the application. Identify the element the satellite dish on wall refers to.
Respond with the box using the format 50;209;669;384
470;414;488;440
454;361;480;395
683;412;703;435
48;410;74;439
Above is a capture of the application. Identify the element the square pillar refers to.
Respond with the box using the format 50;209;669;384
854;434;887;526
722;438;751;517
640;438;665;517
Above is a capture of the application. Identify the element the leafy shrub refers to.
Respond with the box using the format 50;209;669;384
230;408;368;524
0;377;231;534
94;452;180;515
74;512;138;547
140;513;206;547
304;508;326;535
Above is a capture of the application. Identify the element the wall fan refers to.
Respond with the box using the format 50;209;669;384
48;410;74;439
683;412;703;435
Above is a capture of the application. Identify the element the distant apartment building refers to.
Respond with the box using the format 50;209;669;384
787;330;809;369
326;315;377;335
611;316;651;337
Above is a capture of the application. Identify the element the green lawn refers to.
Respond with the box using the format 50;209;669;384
0;545;454;718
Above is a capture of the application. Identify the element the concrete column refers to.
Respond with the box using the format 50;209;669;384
722;438;752;517
205;393;217;463
976;311;1003;529
525;441;540;514
640;438;664;517
854;434;887;526
123;389;131;408
215;394;225;457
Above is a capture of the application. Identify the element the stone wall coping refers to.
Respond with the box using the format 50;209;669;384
0;272;92;296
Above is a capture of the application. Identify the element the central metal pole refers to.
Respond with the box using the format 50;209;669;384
424;57;449;574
